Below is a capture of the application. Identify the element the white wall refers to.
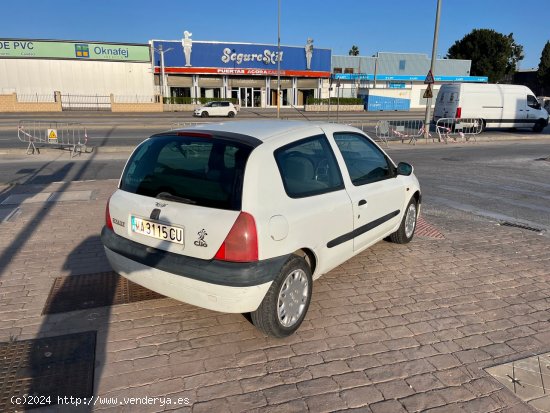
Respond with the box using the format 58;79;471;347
321;81;444;108
409;84;441;108
0;59;155;96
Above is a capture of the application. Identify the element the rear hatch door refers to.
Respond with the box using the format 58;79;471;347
109;132;254;260
434;86;459;119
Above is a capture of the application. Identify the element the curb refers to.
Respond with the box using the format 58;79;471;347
0;145;136;155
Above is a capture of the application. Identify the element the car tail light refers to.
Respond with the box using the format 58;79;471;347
456;107;462;118
214;212;258;262
105;197;114;230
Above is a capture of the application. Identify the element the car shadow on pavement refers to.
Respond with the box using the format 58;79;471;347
0;131;109;272
27;235;113;412
1;134;113;411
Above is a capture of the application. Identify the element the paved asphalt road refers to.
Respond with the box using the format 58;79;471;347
1;137;549;236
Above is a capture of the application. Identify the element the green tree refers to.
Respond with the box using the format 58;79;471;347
537;41;550;95
447;29;524;83
349;45;360;56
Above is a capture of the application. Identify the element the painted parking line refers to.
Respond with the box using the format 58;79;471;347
416;216;445;239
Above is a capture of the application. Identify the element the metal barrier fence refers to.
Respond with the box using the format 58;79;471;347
60;94;111;111
113;95;159;103
374;119;428;145
17;93;57;103
18;120;89;156
435;118;483;143
170;122;202;130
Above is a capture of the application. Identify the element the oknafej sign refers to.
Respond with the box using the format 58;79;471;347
0;40;150;62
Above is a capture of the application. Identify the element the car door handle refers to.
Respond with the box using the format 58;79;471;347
358;199;367;206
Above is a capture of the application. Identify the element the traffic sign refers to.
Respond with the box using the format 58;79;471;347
47;129;58;142
424;70;435;84
423;84;433;99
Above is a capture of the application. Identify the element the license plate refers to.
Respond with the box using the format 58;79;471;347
130;216;184;245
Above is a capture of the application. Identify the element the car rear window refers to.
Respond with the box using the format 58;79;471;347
120;134;252;210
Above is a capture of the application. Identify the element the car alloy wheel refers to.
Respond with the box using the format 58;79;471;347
250;255;312;337
404;202;417;239
388;197;418;244
277;268;309;327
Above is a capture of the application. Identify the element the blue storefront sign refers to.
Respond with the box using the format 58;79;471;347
388;82;406;89
152;40;331;77
333;73;488;83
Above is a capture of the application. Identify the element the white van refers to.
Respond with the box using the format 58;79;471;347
433;83;549;132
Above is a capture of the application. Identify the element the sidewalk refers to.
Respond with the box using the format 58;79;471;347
0;179;549;412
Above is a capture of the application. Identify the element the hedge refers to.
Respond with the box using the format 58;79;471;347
306;97;363;105
164;97;239;105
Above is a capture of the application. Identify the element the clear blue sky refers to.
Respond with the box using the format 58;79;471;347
0;0;547;69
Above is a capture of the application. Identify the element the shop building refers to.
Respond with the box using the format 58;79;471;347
331;52;488;109
0;39;154;109
151;36;331;108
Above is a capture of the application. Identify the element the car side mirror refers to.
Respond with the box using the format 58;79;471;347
396;162;413;176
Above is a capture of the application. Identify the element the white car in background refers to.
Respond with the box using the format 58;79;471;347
194;101;238;118
102;121;421;337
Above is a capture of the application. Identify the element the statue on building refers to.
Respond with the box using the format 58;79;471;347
305;38;314;70
182;31;193;67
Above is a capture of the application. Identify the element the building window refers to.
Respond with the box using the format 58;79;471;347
171;87;191;98
399;60;406;71
333;68;343;74
344;68;354;74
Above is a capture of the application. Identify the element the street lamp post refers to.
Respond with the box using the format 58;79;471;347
423;0;442;140
277;0;281;119
153;44;174;101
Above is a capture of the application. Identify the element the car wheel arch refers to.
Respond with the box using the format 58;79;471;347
412;190;421;205
293;248;317;276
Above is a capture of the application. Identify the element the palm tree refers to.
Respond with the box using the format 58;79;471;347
349;45;360;56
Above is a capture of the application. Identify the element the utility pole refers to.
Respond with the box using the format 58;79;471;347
423;0;442;140
277;0;281;119
153;44;174;101
336;81;340;123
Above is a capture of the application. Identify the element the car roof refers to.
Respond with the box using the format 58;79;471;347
174;120;325;143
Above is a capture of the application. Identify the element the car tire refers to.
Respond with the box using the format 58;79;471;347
201;111;209;118
533;120;545;133
228;111;235;118
479;119;486;133
251;255;312;338
388;198;418;244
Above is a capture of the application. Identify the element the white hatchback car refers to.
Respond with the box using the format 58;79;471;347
102;121;421;337
193;101;238;118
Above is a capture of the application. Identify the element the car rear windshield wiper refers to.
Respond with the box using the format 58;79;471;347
156;192;197;205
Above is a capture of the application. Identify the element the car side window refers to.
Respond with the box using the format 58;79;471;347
221;102;229;107
333;133;393;185
275;134;344;198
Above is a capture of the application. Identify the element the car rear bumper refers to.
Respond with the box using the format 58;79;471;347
101;227;287;313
